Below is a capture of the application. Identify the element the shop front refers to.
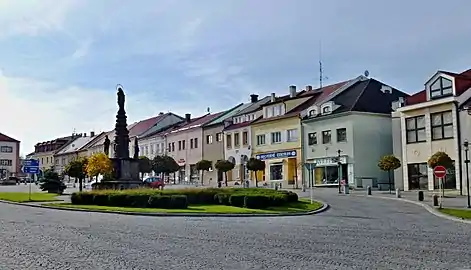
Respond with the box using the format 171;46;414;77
255;149;301;187
306;155;351;187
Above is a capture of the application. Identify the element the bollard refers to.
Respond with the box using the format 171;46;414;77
275;183;279;191
344;185;350;194
395;188;401;198
367;186;371;195
432;194;439;207
418;191;424;201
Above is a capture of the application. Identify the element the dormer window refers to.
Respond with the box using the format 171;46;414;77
309;109;317;117
322;106;330;113
430;77;453;99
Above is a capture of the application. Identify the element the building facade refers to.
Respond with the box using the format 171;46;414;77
30;135;77;173
223;95;271;185
0;133;20;178
54;134;96;174
393;69;471;192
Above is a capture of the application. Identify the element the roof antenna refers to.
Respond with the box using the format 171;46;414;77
207;107;211;114
319;40;328;89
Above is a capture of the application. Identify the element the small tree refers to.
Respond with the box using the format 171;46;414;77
39;168;67;194
215;160;235;187
247;158;266;187
64;157;88;192
86;152;113;181
428;151;453;169
196;159;212;185
152;155;180;183
378;155;401;194
138;156;152;179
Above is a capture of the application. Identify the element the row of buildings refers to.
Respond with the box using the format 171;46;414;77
0;133;20;179
23;68;471;193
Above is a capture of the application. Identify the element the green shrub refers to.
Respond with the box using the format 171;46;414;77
70;193;82;204
244;195;270;209
93;194;110;206
170;195;188;209
148;195;172;208
214;193;230;205
131;194;151;207
229;194;246;207
108;193;131;207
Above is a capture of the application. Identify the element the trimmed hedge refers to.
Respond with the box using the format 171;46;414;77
70;187;298;209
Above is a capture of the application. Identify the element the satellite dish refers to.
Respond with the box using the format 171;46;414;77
364;70;370;77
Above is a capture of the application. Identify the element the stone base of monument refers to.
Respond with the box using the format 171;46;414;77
92;158;143;190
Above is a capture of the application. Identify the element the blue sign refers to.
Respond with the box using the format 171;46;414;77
304;163;316;171
23;167;39;174
23;159;39;174
23;159;39;167
256;150;297;161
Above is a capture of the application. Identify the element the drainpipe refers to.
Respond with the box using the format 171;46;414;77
455;101;463;195
300;119;306;192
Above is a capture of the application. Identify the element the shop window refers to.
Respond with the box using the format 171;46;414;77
270;163;283;180
407;163;428;190
433;161;456;189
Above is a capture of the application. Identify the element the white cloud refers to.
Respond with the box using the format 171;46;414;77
0;0;82;38
0;72;196;155
70;38;93;59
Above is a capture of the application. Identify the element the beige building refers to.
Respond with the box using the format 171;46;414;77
54;133;97;174
393;68;471;192
0;133;20;178
30;135;77;173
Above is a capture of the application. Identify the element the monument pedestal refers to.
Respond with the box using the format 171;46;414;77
92;158;142;190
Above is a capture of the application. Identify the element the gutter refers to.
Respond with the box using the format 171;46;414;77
455;101;463;194
300;118;306;191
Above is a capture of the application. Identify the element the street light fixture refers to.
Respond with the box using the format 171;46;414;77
464;139;470;208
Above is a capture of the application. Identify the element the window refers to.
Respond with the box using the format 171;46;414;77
322;106;331;114
322;130;331;144
256;134;266;145
178;141;182;151
242;131;248;145
271;132;282;143
190;139;194;149
150;144;154;155
216;133;223;142
336;128;347;142
274;104;282;116
182;140;186;150
430;77;453;98
194;138;198;148
308;132;317;145
226;134;232;148
287;129;298;142
270;163;283;180
145;145;149;155
431;111;453;140
233;118;238;124
171;142;175;152
234;133;240;147
206;135;213;144
0;159;12;166
406;115;426;143
407;163;428;190
0;146;13;153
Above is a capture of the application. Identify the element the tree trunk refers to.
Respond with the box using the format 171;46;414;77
201;170;204;186
255;171;258;187
224;171;228;186
79;177;83;192
388;170;392;194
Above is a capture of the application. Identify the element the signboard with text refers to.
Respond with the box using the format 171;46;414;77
256;150;297;161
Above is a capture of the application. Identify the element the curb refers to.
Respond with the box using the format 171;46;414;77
353;194;471;224
0;199;330;218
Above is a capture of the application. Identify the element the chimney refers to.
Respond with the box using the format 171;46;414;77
159;112;164;115
250;94;259;103
289;85;296;97
83;133;87;137
90;131;95;137
306;85;313;91
270;93;276;102
185;113;191;122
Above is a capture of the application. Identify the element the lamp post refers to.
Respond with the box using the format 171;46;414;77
464;139;470;208
337;149;342;194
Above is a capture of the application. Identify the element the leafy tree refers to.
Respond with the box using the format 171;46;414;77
247;158;266;187
196;159;212;185
378;155;401;194
152;155;180;183
86;152;113;180
138;156;152;179
39;168;66;194
64;157;88;192
215;160;235;187
428;151;453;169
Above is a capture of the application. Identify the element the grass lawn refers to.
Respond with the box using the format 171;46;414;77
0;192;61;203
45;199;323;214
439;208;471;219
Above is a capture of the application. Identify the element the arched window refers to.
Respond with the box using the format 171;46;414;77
430;77;452;98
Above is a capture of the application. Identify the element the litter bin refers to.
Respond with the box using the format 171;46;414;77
432;194;439;207
418;191;424;201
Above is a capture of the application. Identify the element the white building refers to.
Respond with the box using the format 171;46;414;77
393;68;471;193
223;95;270;184
0;133;20;178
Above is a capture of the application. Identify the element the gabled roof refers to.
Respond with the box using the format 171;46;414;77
231;96;271;117
78;132;106;150
204;103;245;127
406;69;471;106
128;113;168;138
0;133;19;143
55;136;95;156
168;112;225;135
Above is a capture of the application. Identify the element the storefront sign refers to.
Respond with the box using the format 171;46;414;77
256;150;297;161
311;156;347;166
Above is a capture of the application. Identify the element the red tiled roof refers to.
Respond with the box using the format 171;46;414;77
0;133;19;143
302;80;353;104
128;114;167;138
224;121;252;131
406;69;471;105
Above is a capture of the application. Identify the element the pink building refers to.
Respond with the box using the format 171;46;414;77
0;133;20;178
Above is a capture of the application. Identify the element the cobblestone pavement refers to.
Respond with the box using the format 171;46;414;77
0;192;471;269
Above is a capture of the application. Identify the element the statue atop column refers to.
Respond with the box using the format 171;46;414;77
103;135;111;156
114;85;130;159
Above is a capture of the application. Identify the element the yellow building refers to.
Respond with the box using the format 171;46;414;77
30;136;76;173
251;86;316;188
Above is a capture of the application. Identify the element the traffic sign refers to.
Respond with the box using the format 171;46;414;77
433;165;447;178
23;159;39;167
304;163;316;171
22;166;39;174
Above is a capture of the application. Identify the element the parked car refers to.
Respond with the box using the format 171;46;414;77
0;176;19;185
143;177;165;189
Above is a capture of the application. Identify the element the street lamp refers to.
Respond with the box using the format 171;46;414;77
464;139;470;208
337;149;342;194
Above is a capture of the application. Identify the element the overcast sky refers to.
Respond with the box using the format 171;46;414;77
2;0;471;155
